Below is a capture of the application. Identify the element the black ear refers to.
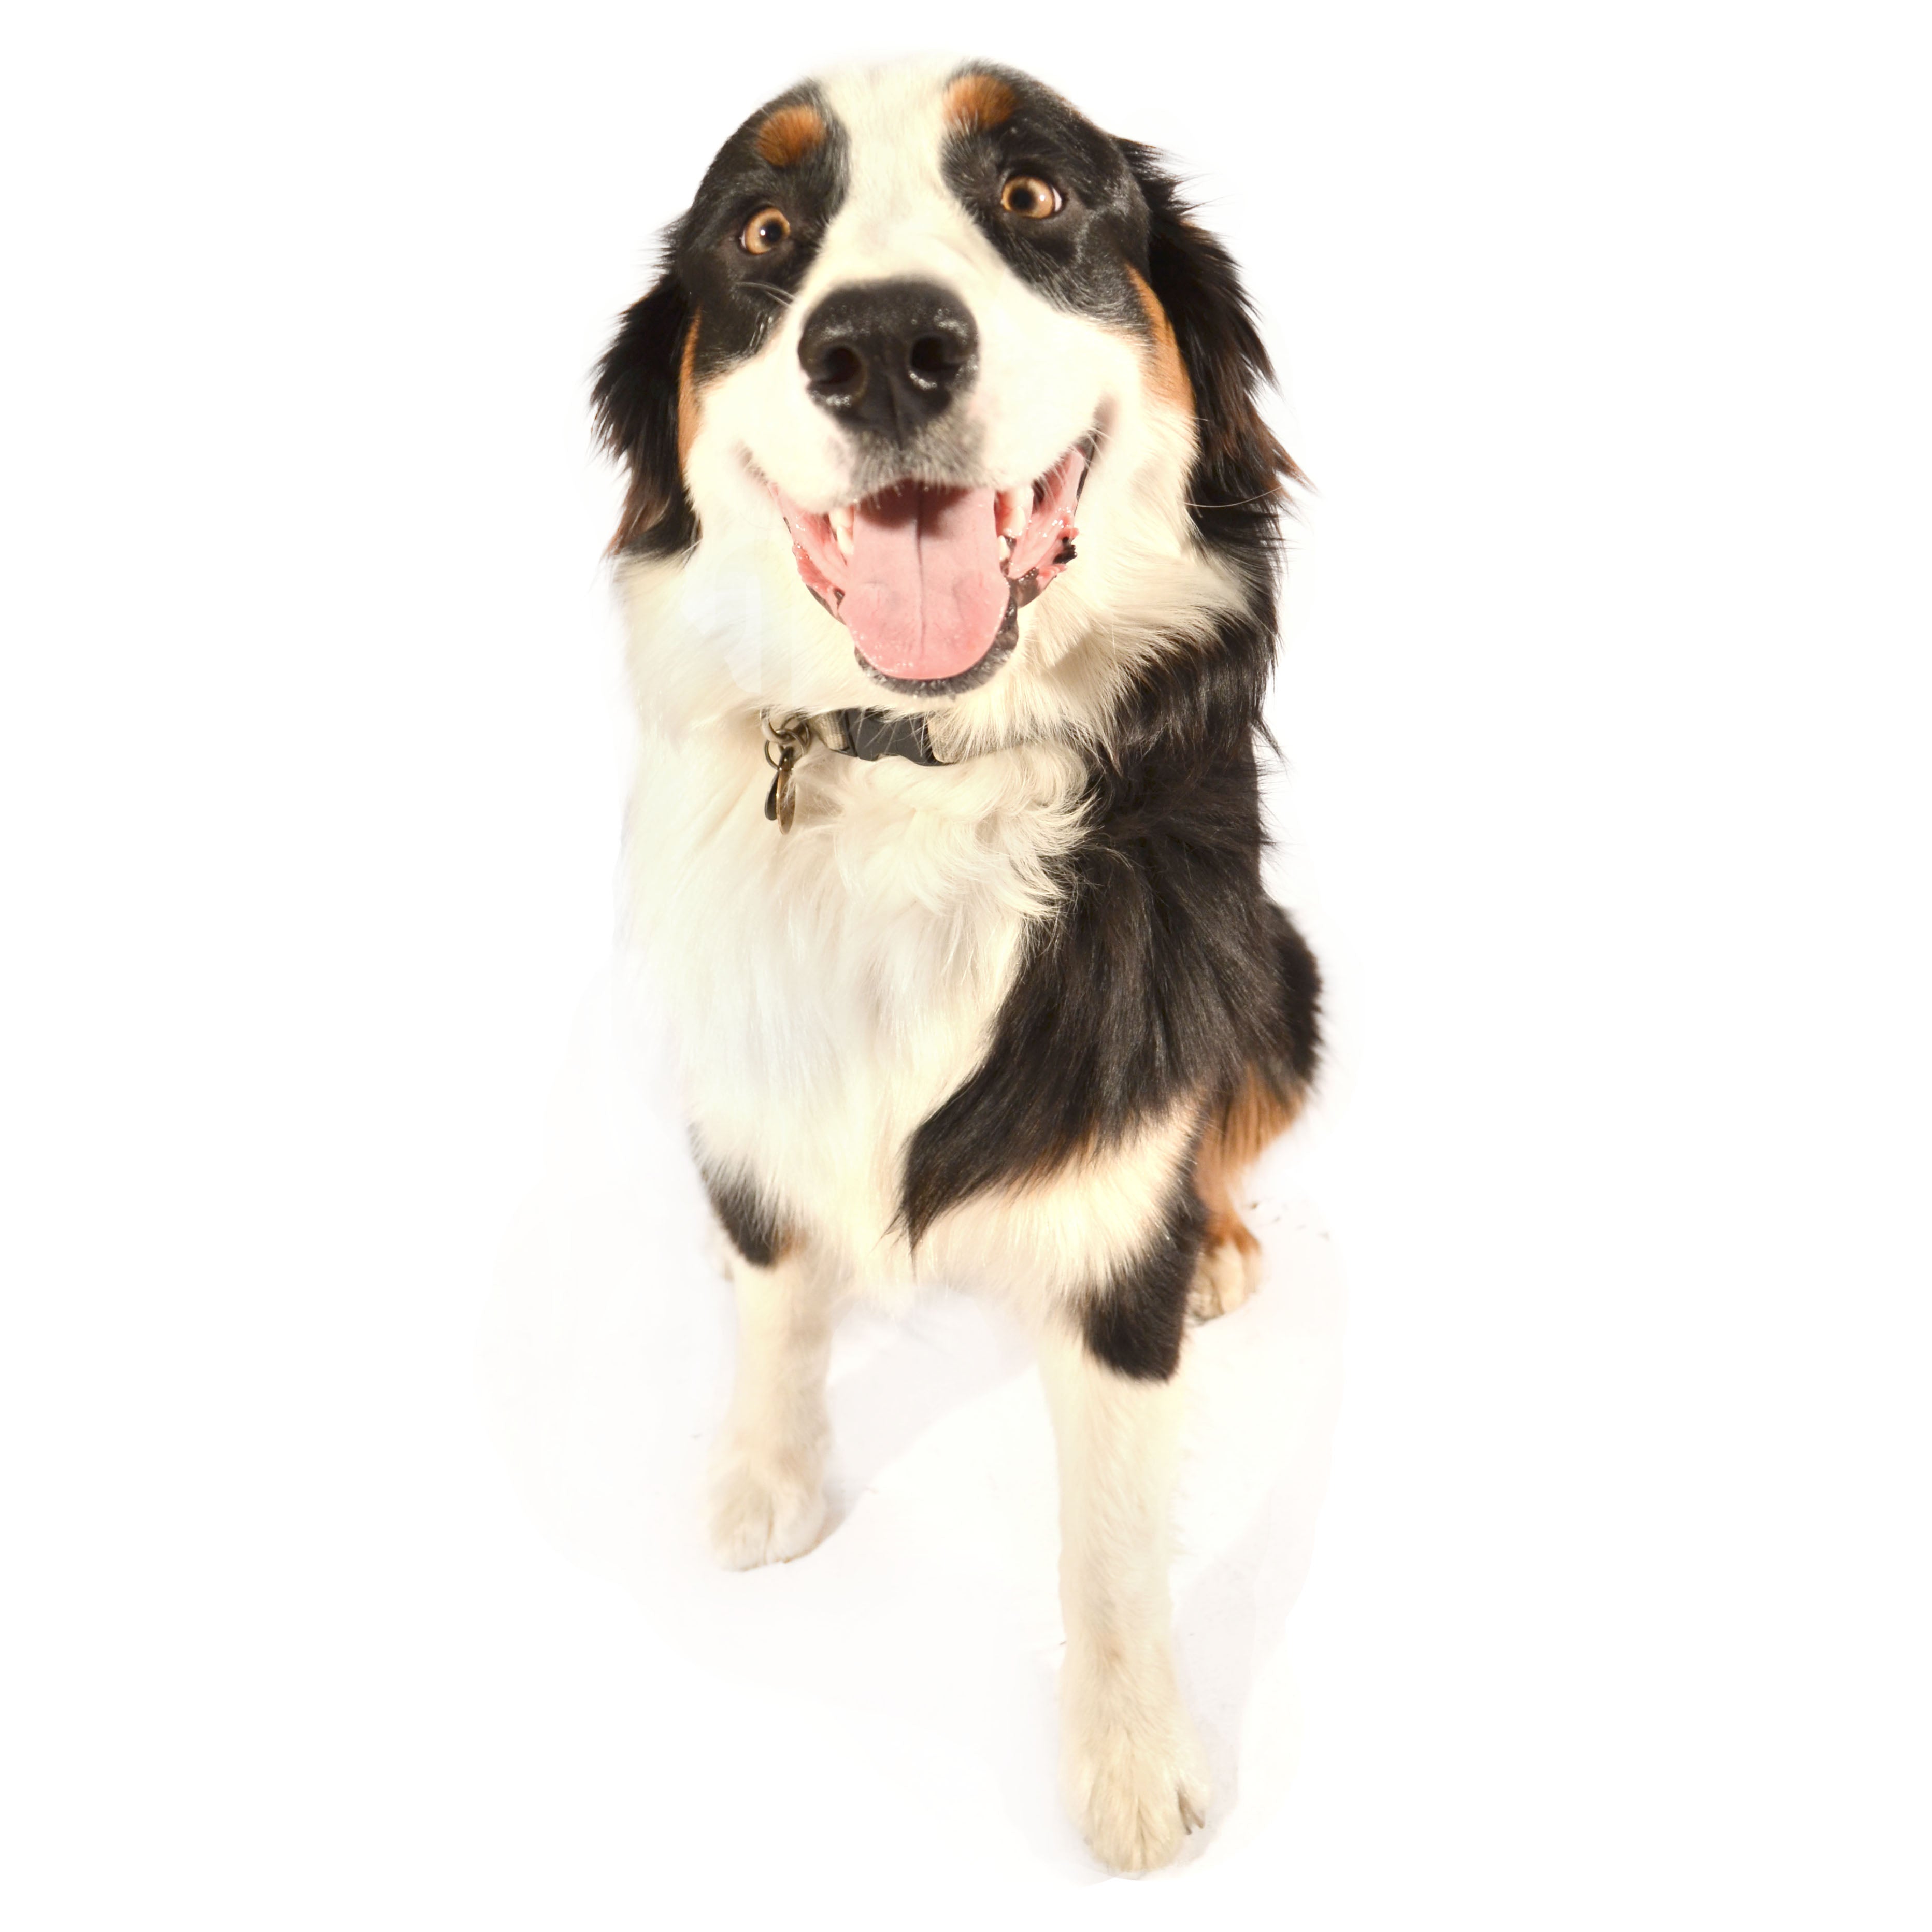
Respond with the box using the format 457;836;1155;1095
591;253;697;557
1117;142;1303;583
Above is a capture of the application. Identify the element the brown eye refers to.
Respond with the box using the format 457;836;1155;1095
741;206;790;254
999;175;1062;219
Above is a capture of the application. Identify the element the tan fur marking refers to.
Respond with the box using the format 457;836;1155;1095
943;70;1017;133
676;308;701;471
753;103;827;168
1194;1069;1303;1250
1187;1071;1304;1320
608;310;702;556
1125;266;1194;415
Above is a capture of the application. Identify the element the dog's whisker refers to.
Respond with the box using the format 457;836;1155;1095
1183;486;1287;511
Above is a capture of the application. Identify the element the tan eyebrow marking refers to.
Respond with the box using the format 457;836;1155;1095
753;103;827;168
1125;267;1194;414
943;71;1017;134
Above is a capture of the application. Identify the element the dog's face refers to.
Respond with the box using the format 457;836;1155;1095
598;61;1289;726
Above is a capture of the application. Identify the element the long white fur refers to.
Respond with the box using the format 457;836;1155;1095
617;62;1247;1870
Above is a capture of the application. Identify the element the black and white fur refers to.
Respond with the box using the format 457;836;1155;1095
595;60;1320;1872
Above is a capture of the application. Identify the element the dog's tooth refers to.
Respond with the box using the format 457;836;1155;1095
831;503;855;559
997;488;1029;538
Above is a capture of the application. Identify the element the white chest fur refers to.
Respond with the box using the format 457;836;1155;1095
621;707;1090;1293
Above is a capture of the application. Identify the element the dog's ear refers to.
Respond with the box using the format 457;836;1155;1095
592;253;698;557
1117;142;1303;570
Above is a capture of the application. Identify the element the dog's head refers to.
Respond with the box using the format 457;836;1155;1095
597;61;1293;729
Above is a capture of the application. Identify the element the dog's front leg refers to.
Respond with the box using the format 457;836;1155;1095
709;1242;835;1569
1039;1319;1210;1872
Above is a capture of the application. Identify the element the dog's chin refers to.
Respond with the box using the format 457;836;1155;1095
766;439;1091;702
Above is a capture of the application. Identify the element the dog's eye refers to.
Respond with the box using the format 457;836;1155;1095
999;175;1062;220
741;207;791;255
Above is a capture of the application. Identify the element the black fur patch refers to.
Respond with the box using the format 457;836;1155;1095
1261;899;1324;1092
898;147;1321;1253
1118;143;1307;584
1081;1181;1208;1382
897;637;1322;1247
592;82;849;557
697;1155;790;1269
674;83;849;373
939;63;1148;333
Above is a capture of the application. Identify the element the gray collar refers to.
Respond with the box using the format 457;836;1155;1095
759;707;952;831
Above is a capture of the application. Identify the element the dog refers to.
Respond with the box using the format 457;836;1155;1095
593;59;1321;1872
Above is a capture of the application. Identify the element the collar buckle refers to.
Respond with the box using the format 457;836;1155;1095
760;710;814;833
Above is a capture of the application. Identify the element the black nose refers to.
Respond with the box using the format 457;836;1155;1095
797;280;978;440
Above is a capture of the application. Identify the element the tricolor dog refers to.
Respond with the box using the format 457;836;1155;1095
595;60;1322;1871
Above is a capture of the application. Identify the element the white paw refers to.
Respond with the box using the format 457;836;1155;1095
1187;1233;1261;1323
1063;1667;1212;1872
707;1451;827;1569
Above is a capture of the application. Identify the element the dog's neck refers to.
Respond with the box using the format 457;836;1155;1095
757;705;955;832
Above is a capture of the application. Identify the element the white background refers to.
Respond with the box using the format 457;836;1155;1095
5;2;1928;1924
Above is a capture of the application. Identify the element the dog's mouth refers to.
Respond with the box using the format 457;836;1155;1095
769;441;1089;696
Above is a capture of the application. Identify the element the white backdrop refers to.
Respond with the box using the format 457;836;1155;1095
4;2;1928;1924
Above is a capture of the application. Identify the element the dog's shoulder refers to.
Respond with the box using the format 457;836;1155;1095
901;612;1322;1246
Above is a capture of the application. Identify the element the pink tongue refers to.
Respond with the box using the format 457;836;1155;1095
840;484;1009;682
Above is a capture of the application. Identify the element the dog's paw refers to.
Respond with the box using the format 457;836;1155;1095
1186;1231;1262;1323
1063;1666;1212;1872
1065;1711;1211;1873
707;1453;827;1569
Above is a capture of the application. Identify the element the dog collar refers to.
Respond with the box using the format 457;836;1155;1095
760;707;951;831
